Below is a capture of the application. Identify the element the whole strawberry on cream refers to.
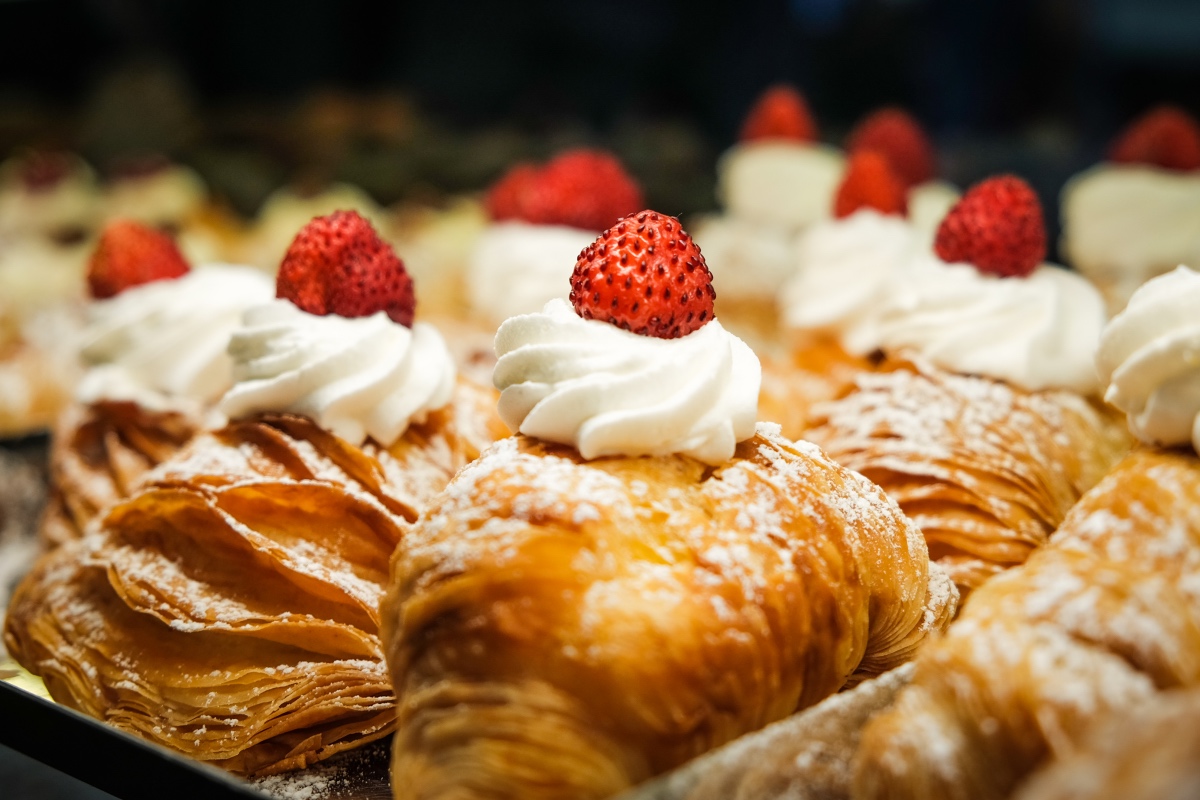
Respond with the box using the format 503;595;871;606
783;148;938;354
221;210;458;447
760;151;929;439
466;148;644;326
875;175;1107;394
844;107;961;236
692;85;844;320
801;176;1128;598
76;219;275;412
1061;105;1200;313
494;210;760;464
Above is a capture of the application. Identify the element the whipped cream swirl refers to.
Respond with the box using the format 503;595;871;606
77;265;275;410
466;221;597;323
1097;265;1200;452
220;300;457;446
782;209;926;353
1061;164;1200;311
874;256;1106;394
717;141;845;230
493;299;761;464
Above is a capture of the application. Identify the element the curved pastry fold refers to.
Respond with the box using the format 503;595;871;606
382;426;956;800
852;447;1200;800
804;359;1130;594
39;400;201;547
5;385;506;777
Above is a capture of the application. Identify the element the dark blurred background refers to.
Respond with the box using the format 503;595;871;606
0;0;1198;239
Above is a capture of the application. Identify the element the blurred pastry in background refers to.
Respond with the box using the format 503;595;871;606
0;149;100;244
40;220;274;546
99;155;245;265
1060;104;1200;313
387;195;488;319
758;151;916;438
0;150;99;437
691;84;844;341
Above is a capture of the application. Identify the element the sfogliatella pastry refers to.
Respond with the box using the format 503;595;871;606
804;175;1129;595
852;267;1200;800
5;210;506;776
1060;105;1200;313
759;149;924;439
0;149;99;243
0;151;100;437
381;210;956;800
99;156;244;266
691;84;843;344
39;220;275;547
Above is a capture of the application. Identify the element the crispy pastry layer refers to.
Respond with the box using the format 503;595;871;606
805;359;1130;594
853;447;1200;800
382;426;956;799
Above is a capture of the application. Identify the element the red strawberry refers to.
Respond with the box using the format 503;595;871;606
569;210;715;339
739;84;818;143
1109;105;1200;171
934;175;1046;278
87;220;190;299
523;149;645;231
834;150;908;219
277;210;415;326
485;162;538;221
485;149;643;231
18;151;72;191
846;107;935;187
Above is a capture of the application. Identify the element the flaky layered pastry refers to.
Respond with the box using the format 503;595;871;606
381;426;957;800
0;338;75;439
5;382;506;777
852;447;1200;800
756;336;878;441
38;400;201;547
38;376;506;549
804;359;1130;594
1014;687;1200;800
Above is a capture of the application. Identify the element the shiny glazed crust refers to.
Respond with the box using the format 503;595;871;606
381;426;956;800
804;359;1131;595
852;447;1200;800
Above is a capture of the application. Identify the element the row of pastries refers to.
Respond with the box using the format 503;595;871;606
2;87;1200;799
